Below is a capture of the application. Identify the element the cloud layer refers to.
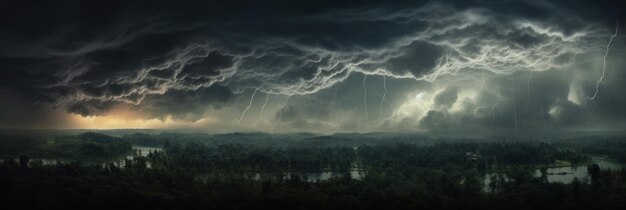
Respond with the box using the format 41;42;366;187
1;0;625;133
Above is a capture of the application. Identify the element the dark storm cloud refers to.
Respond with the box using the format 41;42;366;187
66;100;117;117
140;85;234;121
433;87;459;109
418;63;626;132
0;0;625;131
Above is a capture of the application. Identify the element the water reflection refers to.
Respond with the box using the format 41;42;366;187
196;169;365;183
22;146;163;168
132;146;163;157
483;156;626;192
20;151;625;187
535;156;625;184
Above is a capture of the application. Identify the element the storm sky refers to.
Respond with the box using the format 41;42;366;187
1;0;625;133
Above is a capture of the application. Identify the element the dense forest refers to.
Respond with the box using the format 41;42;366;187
554;136;626;163
1;132;626;209
0;132;132;160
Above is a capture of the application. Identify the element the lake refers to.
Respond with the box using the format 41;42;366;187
483;156;625;192
23;146;163;167
196;169;365;183
21;151;625;186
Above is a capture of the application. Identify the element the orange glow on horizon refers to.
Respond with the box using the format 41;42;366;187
66;109;218;129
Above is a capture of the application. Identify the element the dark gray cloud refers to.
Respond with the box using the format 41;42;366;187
0;0;625;132
140;85;234;121
433;87;459;109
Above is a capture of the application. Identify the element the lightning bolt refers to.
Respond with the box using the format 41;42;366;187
527;70;533;107
490;87;501;121
480;69;487;90
587;23;618;101
256;91;271;126
235;88;259;124
362;74;369;126
378;75;393;125
327;87;338;122
513;93;518;136
565;53;579;74
101;5;601;111
527;68;546;129
538;99;546;128
379;75;387;123
273;96;291;130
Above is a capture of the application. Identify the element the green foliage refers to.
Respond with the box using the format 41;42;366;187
0;134;46;156
2;132;626;209
0;132;132;160
2;157;626;210
556;136;626;163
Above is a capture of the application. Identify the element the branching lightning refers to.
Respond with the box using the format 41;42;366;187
44;3;616;133
490;87;501;120
587;23;618;101
565;53;579;74
513;93;518;136
379;75;388;124
235;88;259;124
328;87;338;122
273;96;291;130
527;70;533;107
46;1;607;129
257;91;271;126
362;74;369;125
538;99;546;128
480;69;487;90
